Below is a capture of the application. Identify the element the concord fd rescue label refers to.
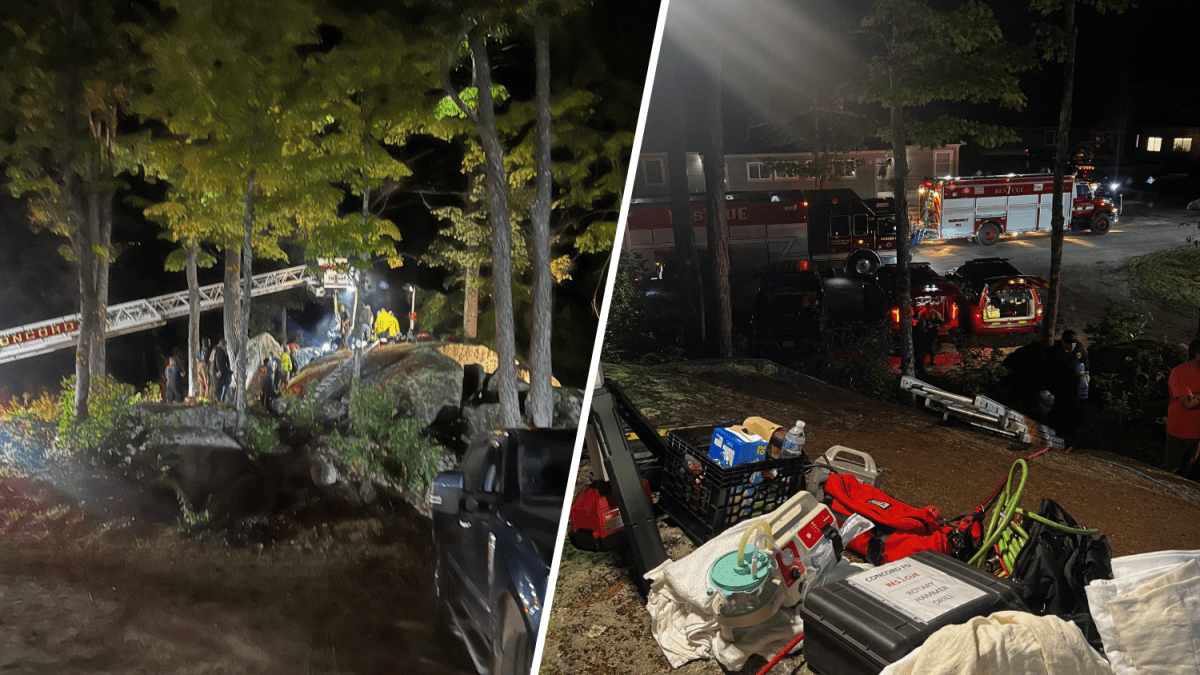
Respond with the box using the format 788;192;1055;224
846;558;987;624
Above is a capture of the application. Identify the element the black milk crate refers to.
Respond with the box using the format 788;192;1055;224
658;427;809;545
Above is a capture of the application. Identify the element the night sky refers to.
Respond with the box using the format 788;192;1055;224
642;0;1195;153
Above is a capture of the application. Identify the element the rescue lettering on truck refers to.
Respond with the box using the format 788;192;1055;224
918;173;1118;246
625;190;900;278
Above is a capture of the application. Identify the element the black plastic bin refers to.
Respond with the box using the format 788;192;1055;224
801;550;1027;675
657;426;809;545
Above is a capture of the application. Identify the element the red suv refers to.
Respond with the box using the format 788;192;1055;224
863;263;963;334
947;258;1048;334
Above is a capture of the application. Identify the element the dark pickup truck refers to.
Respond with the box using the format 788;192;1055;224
431;428;574;675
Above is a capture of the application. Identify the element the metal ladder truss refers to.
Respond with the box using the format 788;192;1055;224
0;265;320;365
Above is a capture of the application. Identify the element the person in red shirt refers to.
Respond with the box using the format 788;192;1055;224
1165;339;1200;476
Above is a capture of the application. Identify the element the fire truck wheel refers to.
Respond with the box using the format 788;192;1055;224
846;252;880;278
976;222;1001;246
1091;214;1111;235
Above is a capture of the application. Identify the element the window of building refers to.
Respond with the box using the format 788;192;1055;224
934;151;953;177
1044;130;1058;146
1147;137;1163;152
747;162;771;181
1175;138;1193;152
876;158;893;194
642;158;665;184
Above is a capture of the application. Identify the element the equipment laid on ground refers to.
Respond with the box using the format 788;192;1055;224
763;491;841;606
808;446;880;502
780;421;806;458
824;474;971;565
710;426;770;468
659;426;809;545
706;490;848;643
569;367;668;591
707;525;786;642
901;376;1065;449
801;550;1026;675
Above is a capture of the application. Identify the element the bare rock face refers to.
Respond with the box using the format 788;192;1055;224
375;347;464;427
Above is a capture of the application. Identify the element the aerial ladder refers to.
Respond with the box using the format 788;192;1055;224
0;265;324;365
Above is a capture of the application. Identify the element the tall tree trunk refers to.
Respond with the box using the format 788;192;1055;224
464;261;479;340
471;27;520;428
187;242;200;399
352;266;365;381
703;51;732;358
223;244;241;404
1044;0;1076;348
528;14;554;427
665;44;704;357
89;189;112;378
69;173;94;421
889;104;915;378
353;144;372;384
236;170;255;434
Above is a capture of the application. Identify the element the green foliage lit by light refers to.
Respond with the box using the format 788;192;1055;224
329;382;442;493
55;375;146;460
245;415;279;457
436;85;511;120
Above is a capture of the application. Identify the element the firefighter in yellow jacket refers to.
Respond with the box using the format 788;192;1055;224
373;307;401;343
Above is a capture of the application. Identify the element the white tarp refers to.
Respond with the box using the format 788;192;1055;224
1086;552;1200;675
879;611;1113;675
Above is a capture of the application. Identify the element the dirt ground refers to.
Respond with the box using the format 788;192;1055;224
0;470;477;675
540;361;1200;675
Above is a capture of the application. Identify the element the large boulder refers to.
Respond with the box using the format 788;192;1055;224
137;404;238;435
461;402;504;446
131;427;259;508
377;347;464;427
549;386;584;430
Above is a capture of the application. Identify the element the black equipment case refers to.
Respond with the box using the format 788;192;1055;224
801;550;1026;675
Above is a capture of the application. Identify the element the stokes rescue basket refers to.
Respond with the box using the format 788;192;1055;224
658;427;808;545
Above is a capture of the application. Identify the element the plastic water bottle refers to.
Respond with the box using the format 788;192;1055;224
1077;362;1089;400
781;421;806;458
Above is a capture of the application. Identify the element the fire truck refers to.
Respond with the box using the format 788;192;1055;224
918;173;1119;246
624;189;899;277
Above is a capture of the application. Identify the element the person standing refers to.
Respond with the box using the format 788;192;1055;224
1165;339;1200;477
913;309;942;377
196;338;212;400
1046;329;1089;433
211;339;231;404
279;344;293;388
164;356;185;404
373;307;400;343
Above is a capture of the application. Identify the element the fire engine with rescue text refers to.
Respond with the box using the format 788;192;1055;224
624;189;900;279
918;173;1119;246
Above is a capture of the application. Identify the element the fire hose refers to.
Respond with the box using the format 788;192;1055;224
967;457;1099;575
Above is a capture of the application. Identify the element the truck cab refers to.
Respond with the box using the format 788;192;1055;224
431;428;574;675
